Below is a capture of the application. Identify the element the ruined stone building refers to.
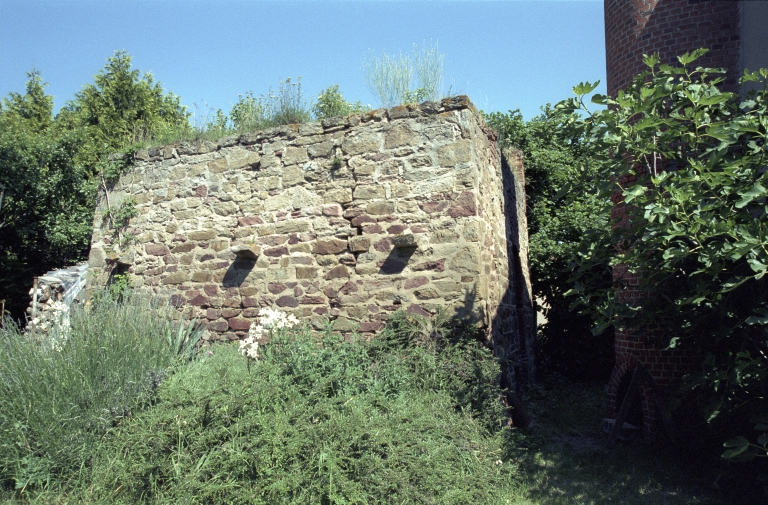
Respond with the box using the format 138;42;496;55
86;97;536;392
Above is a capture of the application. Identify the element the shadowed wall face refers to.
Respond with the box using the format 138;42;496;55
86;97;535;389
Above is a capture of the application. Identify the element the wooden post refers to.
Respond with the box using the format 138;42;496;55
31;277;38;337
605;366;641;449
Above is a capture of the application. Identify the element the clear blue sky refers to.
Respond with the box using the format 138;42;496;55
0;0;606;120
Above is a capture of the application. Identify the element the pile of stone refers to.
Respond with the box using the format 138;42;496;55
27;262;88;332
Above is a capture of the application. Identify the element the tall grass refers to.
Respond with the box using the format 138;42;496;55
362;41;445;108
0;295;183;491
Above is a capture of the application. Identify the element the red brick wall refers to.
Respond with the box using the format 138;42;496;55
605;0;741;96
604;0;741;438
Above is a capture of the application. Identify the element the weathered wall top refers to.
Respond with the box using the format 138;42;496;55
86;96;535;387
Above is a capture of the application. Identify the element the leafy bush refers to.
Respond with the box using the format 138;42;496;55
362;42;445;108
0;293;185;490
312;85;370;119
562;50;768;465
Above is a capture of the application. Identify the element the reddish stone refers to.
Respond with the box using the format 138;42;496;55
340;281;358;295
242;297;259;307
404;276;429;289
339;253;357;266
377;215;397;222
343;207;366;219
419;201;450;214
368;304;379;313
387;224;407;234
351;215;376;227
188;295;209;306
264;246;289;257
163;255;178;264
204;284;219;296
407;304;431;317
238;215;264;226
292;256;313;265
228;318;251;331
411;225;429;233
362;224;383;234
412;259;445;272
145;244;170;256
313;238;348;255
285;282;298;288
268;282;287;294
325;265;349;280
195;185;207;197
374;238;392;252
173;234;187;242
258;235;289;246
359;321;384;332
275;295;299;308
206;308;219;320
447;192;477;218
288;234;299;245
170;294;185;307
166;265;178;273
172;243;196;253
294;286;304;296
314;307;328;315
200;254;214;262
300;295;325;304
323;286;338;298
322;204;343;217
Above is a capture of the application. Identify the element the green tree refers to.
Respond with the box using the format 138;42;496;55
485;107;613;379
60;50;189;173
562;50;768;461
0;74;93;321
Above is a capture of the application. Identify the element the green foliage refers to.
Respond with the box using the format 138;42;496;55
0;75;95;321
64;50;189;166
312;85;370;119
0;293;180;490
362;42;445;108
484;107;613;380
561;50;768;464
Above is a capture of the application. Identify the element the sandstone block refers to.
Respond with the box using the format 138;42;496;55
275;295;299;308
228;318;251;331
189;229;218;241
295;266;318;279
313;238;348;255
367;201;395;215
384;123;419;149
161;272;188;285
342;132;380;156
324;188;353;204
324;265;349;280
145;244;170;256
230;244;262;260
353;185;386;200
348;236;370;252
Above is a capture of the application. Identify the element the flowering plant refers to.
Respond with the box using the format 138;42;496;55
239;307;299;361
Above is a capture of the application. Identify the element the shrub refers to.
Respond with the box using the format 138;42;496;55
51;310;514;503
312;85;370;119
0;293;185;491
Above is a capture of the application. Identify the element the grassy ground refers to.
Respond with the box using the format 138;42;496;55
0;306;751;504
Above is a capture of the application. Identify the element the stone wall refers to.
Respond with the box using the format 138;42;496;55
86;96;535;388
